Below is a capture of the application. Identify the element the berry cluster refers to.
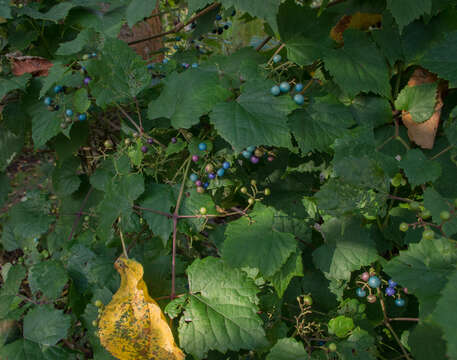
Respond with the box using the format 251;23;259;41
240;179;270;206
271;81;305;105
242;145;274;164
356;271;407;307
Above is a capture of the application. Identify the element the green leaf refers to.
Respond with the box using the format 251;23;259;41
52;157;81;196
423;187;457;237
178;257;268;358
0;173;10;207
0;74;31;99
387;0;432;31
0;125;24;171
351;95;393;128
56;28;97;56
384;237;457;316
148;69;230;129
400;149;442;187
431;268;457;360
324;30;391;98
72;88;91;114
39;63;67;98
266;338;309;360
328;315;354;338
268;250;303;297
177;187;217;231
28;260;69;300
139;183;174;246
87;38;150;108
409;321;447;360
126;0;157;27
165;138;187;157
223;203;297;278
313;217;379;281
0;265;26;318
31;107;61;148
338;328;377;359
17;2;76;22
23;305;71;346
211;79;296;152
288;96;355;154
394;83;437;123
421;31;457;87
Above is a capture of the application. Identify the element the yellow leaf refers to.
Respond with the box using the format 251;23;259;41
330;13;382;43
98;257;185;360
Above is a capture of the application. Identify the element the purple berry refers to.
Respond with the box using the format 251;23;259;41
385;287;396;296
195;180;202;187
171;137;177;144
361;272;370;282
208;173;216;179
84;77;91;85
250;156;259;164
147;138;154;144
192;155;199;162
141;145;148;153
403;288;408;294
388;279;397;288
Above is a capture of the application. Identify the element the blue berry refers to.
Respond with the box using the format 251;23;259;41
198;142;207;151
356;288;366;298
273;54;282;63
78;114;87;121
208;173;216;179
270;85;280;96
294;94;305;105
279;82;290;93
216;14;222;20
217;168;225;177
395;298;405;307
190;173;198;182
385;287;396;296
388;279;397;288
192;63;199;68
175;36;181;41
54;85;63;93
222;161;230;169
295;83;304;92
66;109;73;117
242;150;252;159
368;276;381;288
162;58;169;64
44;97;52;106
247;145;256;153
91;52;97;57
147;64;154;69
203;182;209;189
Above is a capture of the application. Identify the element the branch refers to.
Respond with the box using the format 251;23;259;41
128;2;221;46
116;104;142;133
389;317;419;322
256;36;272;52
134;205;173;218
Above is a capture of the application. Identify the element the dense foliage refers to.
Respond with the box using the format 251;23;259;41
1;0;457;359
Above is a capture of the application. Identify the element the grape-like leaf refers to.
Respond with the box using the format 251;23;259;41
384;237;457;316
387;0;432;31
28;260;69;300
394;83;437;123
179;257;268;358
0;74;31;99
126;0;157;27
266;338;309;360
400;149;441;187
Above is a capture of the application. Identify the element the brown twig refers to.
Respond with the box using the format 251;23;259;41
256;36;272;52
389;317;419;322
128;2;221;46
134;205;173;218
116;104;142;134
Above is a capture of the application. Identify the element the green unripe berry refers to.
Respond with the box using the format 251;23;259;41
400;178;407;186
84;215;90;222
328;343;337;352
423;229;435;240
92;320;97;327
409;201;420;211
421;209;431;219
240;187;248;194
95;300;103;308
104;139;113;149
199;207;207;215
399;222;409;232
124;138;131;146
250;179;256;186
264;188;271;196
302;295;313;306
391;177;401;187
440;211;451;221
248;198;255;205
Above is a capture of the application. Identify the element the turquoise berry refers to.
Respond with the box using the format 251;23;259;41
190;173;198;182
273;54;282;63
247;146;256;153
395;298;405;307
368;276;381;288
192;63;198;68
162;58;169;64
270;85;280;96
295;83;304;92
242;150;252;159
217;168;225;177
91;52;97;57
44;97;52;106
54;85;63;93
198;142;207;151
222;161;230;169
66;109;73;117
294;94;305;105
279;82;290;93
78;114;87;121
356;288;366;298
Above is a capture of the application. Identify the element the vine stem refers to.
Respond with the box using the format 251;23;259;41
67;188;93;243
377;288;412;360
430;145;453;160
171;157;192;300
268;43;285;65
255;36;272;52
134;205;173;218
387;194;413;203
128;2;221;46
116;104;142;133
389;317;419;322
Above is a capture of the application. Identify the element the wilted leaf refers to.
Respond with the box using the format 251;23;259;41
98;257;184;360
330;13;382;43
7;55;53;77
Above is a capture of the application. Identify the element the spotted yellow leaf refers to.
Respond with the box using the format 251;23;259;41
98;257;185;360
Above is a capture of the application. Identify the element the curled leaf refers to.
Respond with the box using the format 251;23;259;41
98;257;185;360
